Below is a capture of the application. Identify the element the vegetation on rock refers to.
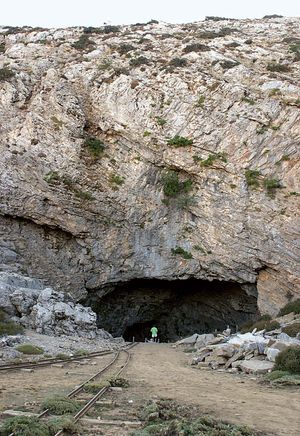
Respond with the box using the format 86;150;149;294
0;67;15;81
274;347;300;374
171;246;193;260
167;135;193;147
278;299;300;316
267;63;290;73
240;315;280;333
0;310;24;336
282;323;300;337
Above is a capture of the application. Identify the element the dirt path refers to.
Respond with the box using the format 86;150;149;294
0;344;299;435
124;344;300;436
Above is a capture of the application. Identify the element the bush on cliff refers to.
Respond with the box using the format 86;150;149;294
278;299;300;316
282;323;300;337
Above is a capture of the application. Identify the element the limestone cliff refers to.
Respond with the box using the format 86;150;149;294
0;17;299;316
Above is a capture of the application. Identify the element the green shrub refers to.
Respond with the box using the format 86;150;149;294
171;246;193;260
0;42;5;53
167;135;193;147
135;399;254;436
16;344;44;355
84;381;110;393
219;60;239;69
41;395;79;415
183;43;210;53
169;57;188;68
117;43;135;54
263;178;281;195
242;97;256;105
130;56;150;67
0;416;50;436
176;194;195;210
267;63;290;73
44;171;60;184
245;169;260;188
263;14;283;19
278;299;300;316
195;152;227;167
265;370;291;381
289;43;300;60
282;323;300;337
72;35;95;50
110;174;125;186
55;353;70;360
0;67;15;81
269;88;281;96
100;25;120;34
162;171;180;197
143;130;151;137
155;116;167;126
196;95;205;107
73;349;89;357
47;416;80;435
205;16;230;21
84;137;105;158
274;347;300;374
162;171;192;199
0;321;24;336
74;189;95;201
108;376;129;387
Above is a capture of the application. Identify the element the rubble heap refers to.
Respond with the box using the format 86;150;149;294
176;314;300;375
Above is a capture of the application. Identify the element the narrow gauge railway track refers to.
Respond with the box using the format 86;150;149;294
7;343;138;436
0;344;132;372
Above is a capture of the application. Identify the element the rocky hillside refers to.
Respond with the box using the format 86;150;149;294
0;16;299;316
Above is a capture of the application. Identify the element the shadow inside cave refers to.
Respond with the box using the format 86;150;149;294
83;278;258;342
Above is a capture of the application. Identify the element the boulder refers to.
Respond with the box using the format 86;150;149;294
214;344;236;358
176;333;199;346
195;333;215;349
239;359;274;374
266;348;280;362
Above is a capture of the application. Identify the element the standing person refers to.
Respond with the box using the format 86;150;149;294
150;326;158;342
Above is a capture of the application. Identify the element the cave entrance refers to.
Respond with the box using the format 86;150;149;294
85;278;258;342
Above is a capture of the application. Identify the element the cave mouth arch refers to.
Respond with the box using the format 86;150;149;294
85;278;258;342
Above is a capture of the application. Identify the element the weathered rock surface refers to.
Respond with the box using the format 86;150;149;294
0;17;299;315
239;359;274;374
0;272;108;338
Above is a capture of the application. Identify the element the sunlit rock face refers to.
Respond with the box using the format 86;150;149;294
0;17;299;318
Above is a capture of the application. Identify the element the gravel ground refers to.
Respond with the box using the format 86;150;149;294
0;329;125;363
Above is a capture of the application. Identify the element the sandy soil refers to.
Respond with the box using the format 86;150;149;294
0;343;299;435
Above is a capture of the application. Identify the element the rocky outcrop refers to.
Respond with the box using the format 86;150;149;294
0;272;106;338
0;17;299;315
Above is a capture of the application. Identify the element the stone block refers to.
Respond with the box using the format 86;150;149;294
239;359;274;374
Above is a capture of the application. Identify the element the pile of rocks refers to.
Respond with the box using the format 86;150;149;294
0;272;109;339
176;316;300;375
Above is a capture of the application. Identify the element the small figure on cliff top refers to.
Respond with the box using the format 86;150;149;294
150;326;158;342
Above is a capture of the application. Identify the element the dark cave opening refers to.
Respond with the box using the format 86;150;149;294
85;278;258;342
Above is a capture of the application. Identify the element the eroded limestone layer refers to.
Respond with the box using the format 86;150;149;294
0;17;299;315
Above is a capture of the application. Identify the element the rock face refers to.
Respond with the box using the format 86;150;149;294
0;17;299;319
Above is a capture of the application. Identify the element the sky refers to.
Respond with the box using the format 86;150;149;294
1;0;300;28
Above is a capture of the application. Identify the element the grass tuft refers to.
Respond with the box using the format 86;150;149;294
41;395;79;415
16;344;44;355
